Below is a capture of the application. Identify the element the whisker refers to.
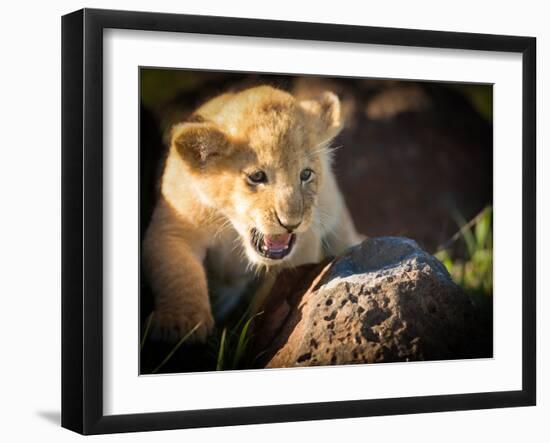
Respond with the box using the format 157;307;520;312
212;219;233;239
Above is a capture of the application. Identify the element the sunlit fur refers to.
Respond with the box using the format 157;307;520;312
143;86;362;342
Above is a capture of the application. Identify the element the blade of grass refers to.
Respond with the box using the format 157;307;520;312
232;311;263;369
435;207;489;254
140;312;155;352
475;206;492;249
216;328;227;371
451;210;476;258
233;306;254;333
151;322;203;374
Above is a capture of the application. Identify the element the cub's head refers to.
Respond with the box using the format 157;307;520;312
170;86;342;265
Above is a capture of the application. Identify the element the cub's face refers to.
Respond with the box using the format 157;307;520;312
171;86;342;265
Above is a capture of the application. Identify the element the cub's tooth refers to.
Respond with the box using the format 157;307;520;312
262;245;268;251
284;245;289;250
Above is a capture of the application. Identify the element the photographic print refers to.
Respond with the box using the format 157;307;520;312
62;9;535;433
139;69;493;374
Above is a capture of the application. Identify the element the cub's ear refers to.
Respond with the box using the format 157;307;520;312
299;91;343;144
171;122;232;169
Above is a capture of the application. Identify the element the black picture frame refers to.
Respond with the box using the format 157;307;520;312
61;8;536;435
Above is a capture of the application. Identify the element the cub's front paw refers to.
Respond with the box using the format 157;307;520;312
151;307;214;343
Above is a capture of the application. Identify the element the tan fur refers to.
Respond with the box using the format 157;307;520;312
143;85;362;341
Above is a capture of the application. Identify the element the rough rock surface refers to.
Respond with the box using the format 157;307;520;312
254;237;488;368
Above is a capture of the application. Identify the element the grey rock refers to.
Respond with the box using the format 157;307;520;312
254;237;489;368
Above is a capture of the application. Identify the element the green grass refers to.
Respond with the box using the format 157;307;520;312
141;307;263;373
435;206;493;303
210;310;264;371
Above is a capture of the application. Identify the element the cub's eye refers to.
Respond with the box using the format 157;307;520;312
247;170;268;185
300;168;314;183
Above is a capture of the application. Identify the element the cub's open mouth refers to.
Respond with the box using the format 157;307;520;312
250;228;296;260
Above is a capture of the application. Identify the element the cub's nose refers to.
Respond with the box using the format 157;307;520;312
276;213;301;233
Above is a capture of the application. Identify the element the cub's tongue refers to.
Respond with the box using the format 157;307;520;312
263;233;291;250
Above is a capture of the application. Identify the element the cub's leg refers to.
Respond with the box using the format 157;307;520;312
142;200;214;342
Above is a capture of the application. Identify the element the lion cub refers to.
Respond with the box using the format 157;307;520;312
143;85;362;342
